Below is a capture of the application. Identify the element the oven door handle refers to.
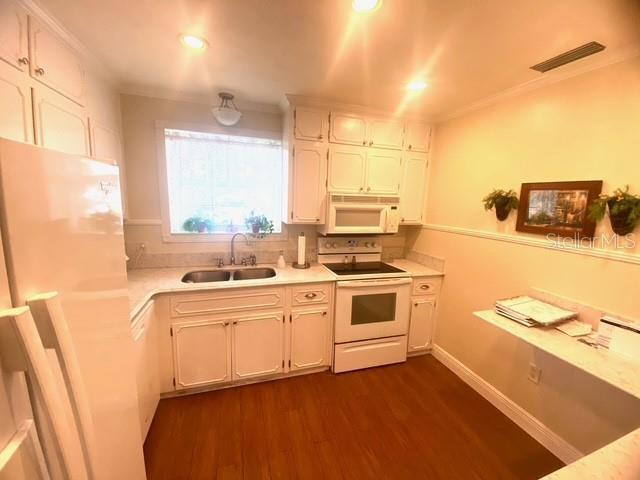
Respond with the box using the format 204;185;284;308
336;278;412;288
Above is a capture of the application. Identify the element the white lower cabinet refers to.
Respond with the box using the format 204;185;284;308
232;311;284;380
172;317;232;389
408;295;437;353
290;306;331;371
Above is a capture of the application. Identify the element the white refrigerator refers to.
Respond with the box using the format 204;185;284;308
0;139;146;479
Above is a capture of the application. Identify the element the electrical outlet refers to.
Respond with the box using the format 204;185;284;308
528;363;541;384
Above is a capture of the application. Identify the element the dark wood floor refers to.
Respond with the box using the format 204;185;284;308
144;355;564;479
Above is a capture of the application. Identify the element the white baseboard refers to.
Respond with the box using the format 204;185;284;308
431;345;583;465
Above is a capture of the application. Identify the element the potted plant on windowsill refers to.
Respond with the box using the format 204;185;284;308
588;185;640;236
244;212;275;238
483;189;519;221
182;215;213;233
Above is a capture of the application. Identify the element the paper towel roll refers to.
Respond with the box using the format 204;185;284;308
297;233;306;266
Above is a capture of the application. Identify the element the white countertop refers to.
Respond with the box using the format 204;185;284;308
127;259;443;319
475;310;640;480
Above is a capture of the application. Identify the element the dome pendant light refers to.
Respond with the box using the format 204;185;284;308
212;92;242;126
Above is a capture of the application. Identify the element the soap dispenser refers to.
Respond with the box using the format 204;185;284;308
276;250;286;269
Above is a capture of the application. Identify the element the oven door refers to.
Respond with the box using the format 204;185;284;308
326;203;388;234
335;278;411;343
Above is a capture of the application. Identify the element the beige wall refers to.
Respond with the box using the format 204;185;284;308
407;57;640;454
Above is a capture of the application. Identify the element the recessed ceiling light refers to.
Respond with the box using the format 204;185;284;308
406;80;428;91
180;34;208;50
352;0;381;13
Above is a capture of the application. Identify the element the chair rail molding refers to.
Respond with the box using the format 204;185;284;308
421;224;640;266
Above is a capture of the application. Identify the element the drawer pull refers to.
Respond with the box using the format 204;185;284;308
35;67;45;75
420;285;430;290
304;292;317;299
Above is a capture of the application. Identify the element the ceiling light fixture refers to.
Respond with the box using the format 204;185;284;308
212;92;242;126
180;34;208;50
406;80;428;91
352;0;380;13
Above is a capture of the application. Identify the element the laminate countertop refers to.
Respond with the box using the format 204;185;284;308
127;259;443;320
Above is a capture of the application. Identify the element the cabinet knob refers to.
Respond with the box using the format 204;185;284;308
35;67;45;75
318;135;323;140
362;141;366;145
305;292;317;299
359;187;363;191
322;311;327;316
420;284;430;290
367;187;371;192
316;218;320;222
18;57;29;66
408;145;412;150
369;141;373;146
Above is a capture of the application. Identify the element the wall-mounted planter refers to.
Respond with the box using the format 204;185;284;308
607;200;636;236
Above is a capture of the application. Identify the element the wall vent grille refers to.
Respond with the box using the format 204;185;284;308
530;42;606;73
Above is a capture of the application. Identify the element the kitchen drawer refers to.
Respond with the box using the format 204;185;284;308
412;277;442;296
334;335;407;373
170;287;285;318
291;283;331;305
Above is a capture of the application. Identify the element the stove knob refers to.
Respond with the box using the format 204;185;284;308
364;242;371;248
324;242;331;248
331;242;338;248
371;242;377;248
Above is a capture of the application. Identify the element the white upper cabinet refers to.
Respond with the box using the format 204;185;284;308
89;119;122;164
366;149;402;195
404;122;432;152
32;86;90;155
29;18;87;105
289;142;327;223
172;319;232;390
232;312;284;381
329;112;368;146
0;0;29;71
290;307;331;371
328;145;366;193
400;152;428;224
0;60;33;143
368;117;404;150
294;107;328;141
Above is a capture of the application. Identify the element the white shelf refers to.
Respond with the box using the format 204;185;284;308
474;310;640;400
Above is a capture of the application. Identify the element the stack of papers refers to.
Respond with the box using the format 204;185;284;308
495;296;578;327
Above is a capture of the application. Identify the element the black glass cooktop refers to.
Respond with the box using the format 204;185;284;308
324;262;406;276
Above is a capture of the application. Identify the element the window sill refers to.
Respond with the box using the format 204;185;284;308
161;232;288;243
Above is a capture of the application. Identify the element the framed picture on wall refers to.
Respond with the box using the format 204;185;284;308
516;181;603;238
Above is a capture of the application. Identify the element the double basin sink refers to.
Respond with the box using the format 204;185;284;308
181;267;276;283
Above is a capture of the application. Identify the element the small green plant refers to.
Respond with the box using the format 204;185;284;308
182;215;213;233
588;185;640;235
483;189;519;221
244;211;274;238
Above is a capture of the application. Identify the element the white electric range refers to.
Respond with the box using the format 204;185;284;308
318;237;411;373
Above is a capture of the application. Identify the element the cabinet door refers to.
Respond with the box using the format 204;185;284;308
172;319;231;389
329;112;367;146
133;301;159;439
29;18;86;105
400;152;428;224
294;107;327;141
232;312;283;380
328;145;366;193
366;149;402;195
89;119;122;164
0;0;29;71
290;142;327;223
368;117;404;150
0;60;33;143
408;296;436;353
290;307;331;371
32;86;90;155
404;123;431;153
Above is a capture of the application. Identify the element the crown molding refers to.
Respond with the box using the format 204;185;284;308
435;44;640;124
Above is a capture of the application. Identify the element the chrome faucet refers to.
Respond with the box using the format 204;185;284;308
230;233;249;265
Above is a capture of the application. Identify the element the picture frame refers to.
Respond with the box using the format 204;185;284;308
516;181;603;238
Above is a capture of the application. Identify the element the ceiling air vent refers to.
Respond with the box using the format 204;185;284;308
530;41;606;73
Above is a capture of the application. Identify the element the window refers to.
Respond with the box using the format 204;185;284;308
163;128;283;234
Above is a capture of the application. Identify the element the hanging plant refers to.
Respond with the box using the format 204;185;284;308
483;189;519;221
244;211;274;239
588;185;640;236
182;215;213;233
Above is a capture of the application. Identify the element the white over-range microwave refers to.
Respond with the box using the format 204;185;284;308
318;194;401;235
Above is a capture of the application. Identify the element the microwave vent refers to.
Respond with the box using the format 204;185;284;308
530;41;606;73
331;195;400;204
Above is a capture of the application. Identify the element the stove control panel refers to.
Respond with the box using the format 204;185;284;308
318;236;381;254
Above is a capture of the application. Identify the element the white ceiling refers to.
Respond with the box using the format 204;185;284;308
37;0;640;116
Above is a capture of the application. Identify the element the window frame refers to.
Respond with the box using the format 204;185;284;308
155;121;287;243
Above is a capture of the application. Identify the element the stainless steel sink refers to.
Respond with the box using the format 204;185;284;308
181;270;232;283
232;268;276;280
